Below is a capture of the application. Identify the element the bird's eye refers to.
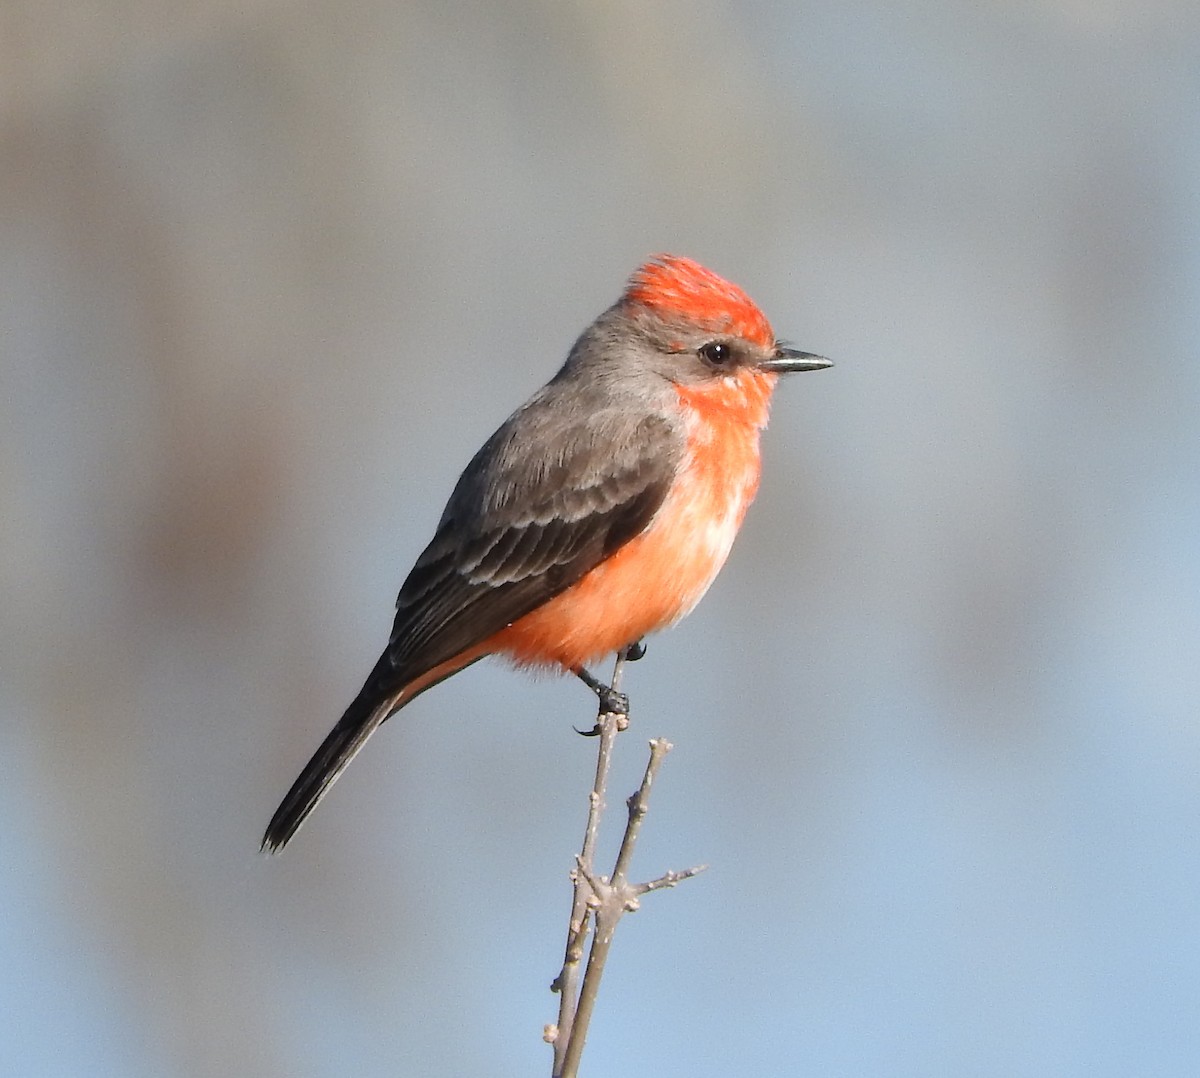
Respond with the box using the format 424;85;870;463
698;341;734;366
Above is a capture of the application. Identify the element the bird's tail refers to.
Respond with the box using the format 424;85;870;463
261;662;403;853
262;646;490;852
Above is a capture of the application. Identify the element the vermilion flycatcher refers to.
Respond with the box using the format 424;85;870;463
263;255;830;850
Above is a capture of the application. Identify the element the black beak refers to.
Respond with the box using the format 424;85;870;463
758;345;833;374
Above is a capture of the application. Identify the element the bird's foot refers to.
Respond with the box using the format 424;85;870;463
574;665;631;734
623;639;646;662
596;684;630;718
574;702;631;737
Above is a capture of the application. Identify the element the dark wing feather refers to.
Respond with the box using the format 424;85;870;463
262;386;681;851
383;401;681;680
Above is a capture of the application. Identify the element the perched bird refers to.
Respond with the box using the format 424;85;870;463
263;255;830;850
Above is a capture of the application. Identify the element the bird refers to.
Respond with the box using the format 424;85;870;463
262;254;830;850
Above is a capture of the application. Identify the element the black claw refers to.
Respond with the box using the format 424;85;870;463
574;723;602;737
624;640;646;662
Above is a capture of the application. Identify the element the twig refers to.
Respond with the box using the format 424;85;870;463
547;652;628;1072
547;653;706;1077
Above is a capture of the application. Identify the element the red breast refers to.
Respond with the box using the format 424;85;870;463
491;365;775;670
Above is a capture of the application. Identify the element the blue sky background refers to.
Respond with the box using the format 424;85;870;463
4;2;1200;1075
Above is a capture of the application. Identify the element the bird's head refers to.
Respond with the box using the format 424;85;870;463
588;254;830;391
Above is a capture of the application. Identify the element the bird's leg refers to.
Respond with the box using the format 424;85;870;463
573;664;630;736
574;666;629;723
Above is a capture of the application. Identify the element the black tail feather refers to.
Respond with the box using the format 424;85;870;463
261;675;398;852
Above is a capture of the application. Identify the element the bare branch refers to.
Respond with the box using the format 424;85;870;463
632;866;708;908
549;657;704;1077
611;737;671;886
549;652;629;1074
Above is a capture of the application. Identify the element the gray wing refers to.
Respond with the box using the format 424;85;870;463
382;393;683;679
261;383;682;851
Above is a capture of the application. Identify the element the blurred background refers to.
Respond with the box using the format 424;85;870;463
4;2;1199;1075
